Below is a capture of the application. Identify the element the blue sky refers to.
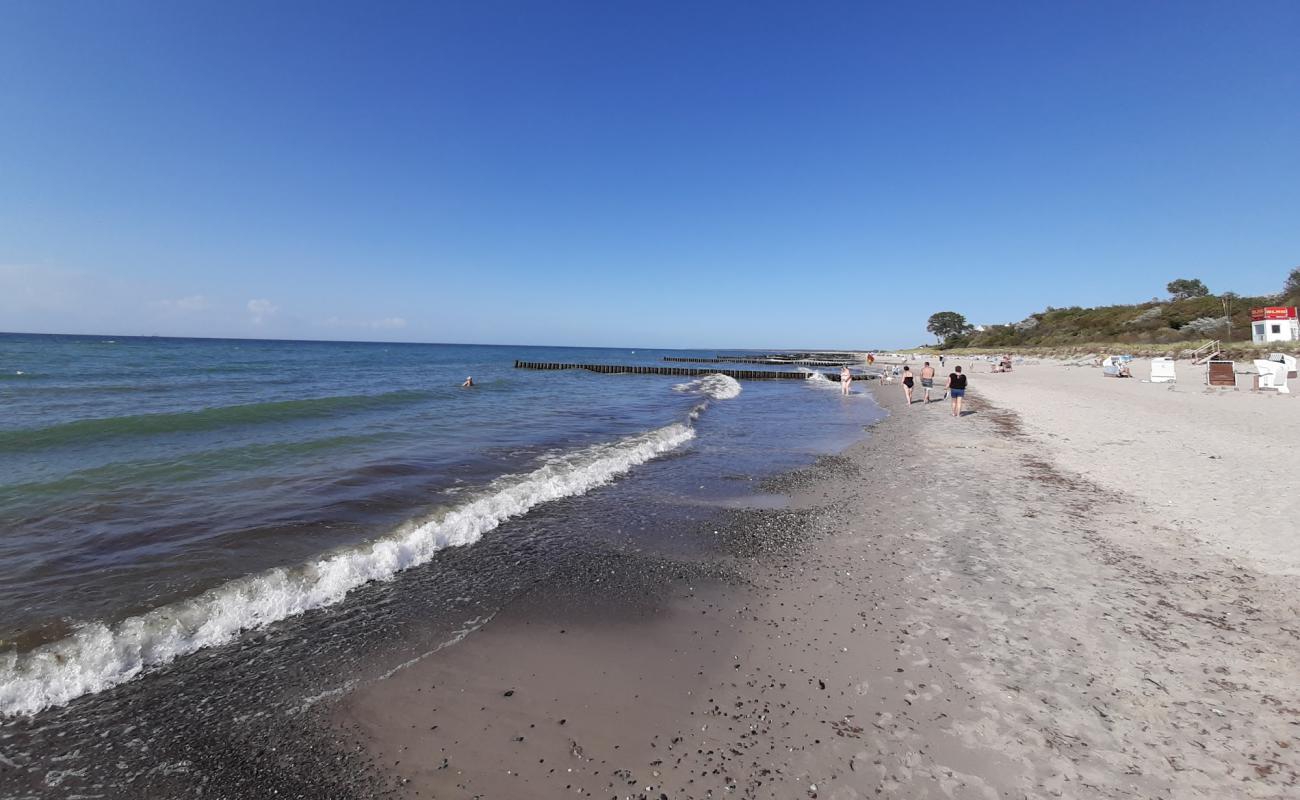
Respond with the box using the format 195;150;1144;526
2;1;1297;348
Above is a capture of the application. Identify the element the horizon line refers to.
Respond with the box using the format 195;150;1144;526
0;329;898;354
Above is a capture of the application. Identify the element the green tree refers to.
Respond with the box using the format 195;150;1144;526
1284;267;1300;297
927;311;973;343
1166;278;1209;299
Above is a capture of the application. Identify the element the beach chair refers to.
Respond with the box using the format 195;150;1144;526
1206;360;1236;388
1149;357;1177;383
1101;356;1129;378
1270;353;1298;379
1253;359;1290;393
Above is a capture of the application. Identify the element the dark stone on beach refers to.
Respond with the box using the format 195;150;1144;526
504;689;515;697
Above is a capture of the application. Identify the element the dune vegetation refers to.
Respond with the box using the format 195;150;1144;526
924;270;1300;357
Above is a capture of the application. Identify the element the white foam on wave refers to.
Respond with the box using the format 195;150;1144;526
799;368;838;390
0;420;698;718
673;373;742;401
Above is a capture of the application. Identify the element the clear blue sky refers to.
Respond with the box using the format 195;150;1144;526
2;1;1297;348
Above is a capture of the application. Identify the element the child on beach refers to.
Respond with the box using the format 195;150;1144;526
948;366;966;417
901;365;915;405
840;365;852;395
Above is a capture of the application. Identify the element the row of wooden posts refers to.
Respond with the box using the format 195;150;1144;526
662;356;860;367
513;361;878;381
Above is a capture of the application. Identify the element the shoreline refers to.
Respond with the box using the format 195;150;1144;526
335;365;1300;798
6;361;1297;798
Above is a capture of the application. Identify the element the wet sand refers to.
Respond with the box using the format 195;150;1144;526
336;370;1300;798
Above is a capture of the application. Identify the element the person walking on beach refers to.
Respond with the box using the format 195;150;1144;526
901;365;915;405
840;365;852;395
948;366;967;417
920;361;936;403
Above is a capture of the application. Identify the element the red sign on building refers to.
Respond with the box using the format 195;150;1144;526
1250;307;1298;321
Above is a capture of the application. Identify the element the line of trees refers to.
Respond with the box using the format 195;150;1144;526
926;267;1300;348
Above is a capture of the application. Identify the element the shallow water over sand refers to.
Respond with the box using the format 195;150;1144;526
0;333;881;797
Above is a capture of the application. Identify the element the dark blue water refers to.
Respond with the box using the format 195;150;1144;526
0;333;880;720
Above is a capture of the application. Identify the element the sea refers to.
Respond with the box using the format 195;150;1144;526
0;333;881;797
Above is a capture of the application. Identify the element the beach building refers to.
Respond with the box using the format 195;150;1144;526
1250;307;1299;344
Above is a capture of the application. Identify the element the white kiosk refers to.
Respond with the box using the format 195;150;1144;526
1251;307;1299;344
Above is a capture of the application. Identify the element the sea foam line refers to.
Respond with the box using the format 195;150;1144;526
0;417;703;718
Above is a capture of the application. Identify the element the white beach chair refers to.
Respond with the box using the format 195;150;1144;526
1149;357;1177;383
1270;353;1298;379
1253;360;1290;394
1101;356;1129;378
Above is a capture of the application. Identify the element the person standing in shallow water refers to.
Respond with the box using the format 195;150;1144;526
919;361;936;403
948;365;967;417
840;365;852;395
901;365;915;405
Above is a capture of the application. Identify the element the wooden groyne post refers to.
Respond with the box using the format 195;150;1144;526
513;361;877;381
663;356;863;367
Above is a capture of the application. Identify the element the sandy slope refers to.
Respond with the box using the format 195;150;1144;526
337;372;1300;799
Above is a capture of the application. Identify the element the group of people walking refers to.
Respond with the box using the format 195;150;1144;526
839;359;968;416
899;361;967;417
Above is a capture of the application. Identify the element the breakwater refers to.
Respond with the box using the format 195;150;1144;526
513;361;876;381
663;356;860;367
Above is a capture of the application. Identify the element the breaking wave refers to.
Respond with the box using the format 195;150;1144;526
673;373;742;400
0;418;701;717
799;368;838;389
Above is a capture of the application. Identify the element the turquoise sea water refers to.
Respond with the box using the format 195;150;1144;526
0;333;880;724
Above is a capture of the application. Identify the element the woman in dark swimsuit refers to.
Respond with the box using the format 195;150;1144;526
901;365;915;405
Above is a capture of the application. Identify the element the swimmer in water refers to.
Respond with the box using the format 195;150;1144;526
840;365;852;395
462;376;474;387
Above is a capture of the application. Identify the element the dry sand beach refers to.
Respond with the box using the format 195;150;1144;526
973;358;1300;576
336;360;1300;799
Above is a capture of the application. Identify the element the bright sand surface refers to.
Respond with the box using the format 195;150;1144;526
336;360;1300;798
967;357;1300;576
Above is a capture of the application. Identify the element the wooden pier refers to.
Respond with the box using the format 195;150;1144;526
514;361;876;381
